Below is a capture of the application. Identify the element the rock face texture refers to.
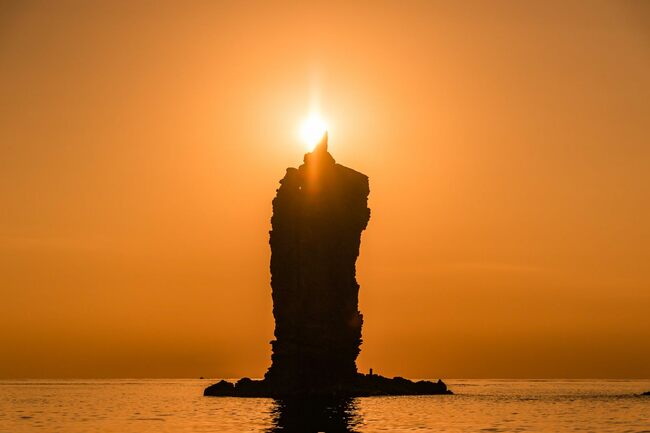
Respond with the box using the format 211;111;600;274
204;133;451;397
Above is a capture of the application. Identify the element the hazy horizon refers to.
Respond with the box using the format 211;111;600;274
1;0;649;379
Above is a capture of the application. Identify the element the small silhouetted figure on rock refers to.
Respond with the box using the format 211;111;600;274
204;133;451;398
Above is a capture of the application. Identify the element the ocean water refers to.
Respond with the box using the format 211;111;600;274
0;379;648;432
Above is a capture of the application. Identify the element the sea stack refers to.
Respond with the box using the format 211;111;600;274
204;133;451;397
264;132;370;395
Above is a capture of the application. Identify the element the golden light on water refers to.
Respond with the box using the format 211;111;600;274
299;113;328;151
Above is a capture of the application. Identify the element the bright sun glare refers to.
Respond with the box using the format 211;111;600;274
300;114;328;151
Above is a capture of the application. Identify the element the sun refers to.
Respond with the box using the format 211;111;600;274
299;114;328;151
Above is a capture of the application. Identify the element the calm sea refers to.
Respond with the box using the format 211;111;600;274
0;379;648;432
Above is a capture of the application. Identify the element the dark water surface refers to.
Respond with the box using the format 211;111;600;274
1;379;648;432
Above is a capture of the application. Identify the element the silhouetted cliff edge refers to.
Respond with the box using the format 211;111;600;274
205;133;451;397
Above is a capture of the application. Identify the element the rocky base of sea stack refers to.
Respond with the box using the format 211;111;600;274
204;374;452;398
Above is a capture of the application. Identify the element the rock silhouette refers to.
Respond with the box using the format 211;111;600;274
265;132;369;396
204;133;451;397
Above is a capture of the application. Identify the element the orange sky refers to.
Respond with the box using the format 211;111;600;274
1;0;649;379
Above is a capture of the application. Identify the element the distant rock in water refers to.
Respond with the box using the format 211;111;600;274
205;133;451;398
265;132;370;396
642;391;650;396
204;374;451;397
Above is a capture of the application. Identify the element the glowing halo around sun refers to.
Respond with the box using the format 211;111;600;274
299;114;328;151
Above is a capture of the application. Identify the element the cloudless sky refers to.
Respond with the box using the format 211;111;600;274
1;0;649;378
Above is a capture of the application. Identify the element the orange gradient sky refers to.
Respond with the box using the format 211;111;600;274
1;0;649;379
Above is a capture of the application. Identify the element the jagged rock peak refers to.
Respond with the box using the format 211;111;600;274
304;131;335;166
